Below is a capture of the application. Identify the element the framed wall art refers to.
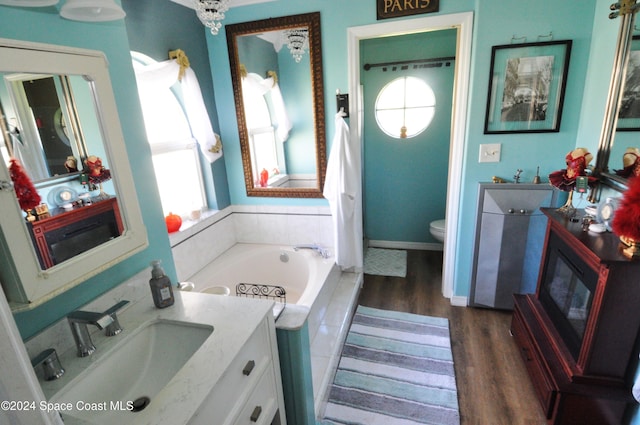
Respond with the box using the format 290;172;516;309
484;40;572;134
617;35;640;131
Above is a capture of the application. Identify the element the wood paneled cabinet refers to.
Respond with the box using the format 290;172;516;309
511;209;640;425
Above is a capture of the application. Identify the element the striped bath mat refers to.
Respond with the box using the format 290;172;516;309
320;305;460;425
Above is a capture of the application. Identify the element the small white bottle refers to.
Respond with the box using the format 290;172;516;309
149;260;174;308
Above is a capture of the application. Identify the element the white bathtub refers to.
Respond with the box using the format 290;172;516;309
184;242;361;418
185;243;338;316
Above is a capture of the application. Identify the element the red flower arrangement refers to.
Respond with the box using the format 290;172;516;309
9;158;41;212
612;176;640;246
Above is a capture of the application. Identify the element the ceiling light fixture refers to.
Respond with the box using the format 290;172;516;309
284;28;308;63
194;0;230;36
60;0;126;22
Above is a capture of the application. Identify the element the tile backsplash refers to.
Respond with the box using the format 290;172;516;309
171;205;333;282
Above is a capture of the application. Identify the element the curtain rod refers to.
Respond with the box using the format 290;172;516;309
363;56;455;71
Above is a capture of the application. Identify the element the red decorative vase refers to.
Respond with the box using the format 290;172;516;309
165;212;182;233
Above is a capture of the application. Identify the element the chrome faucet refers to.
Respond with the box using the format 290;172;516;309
31;348;65;381
67;300;129;357
514;168;523;183
294;243;330;259
103;300;130;336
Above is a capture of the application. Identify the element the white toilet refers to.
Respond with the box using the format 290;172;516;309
429;219;446;243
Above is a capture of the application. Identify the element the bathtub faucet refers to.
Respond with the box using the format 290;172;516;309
294;243;330;259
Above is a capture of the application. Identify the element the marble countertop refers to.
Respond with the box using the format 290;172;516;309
39;291;274;425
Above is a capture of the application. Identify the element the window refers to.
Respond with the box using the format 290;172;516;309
242;72;287;185
375;76;436;139
131;52;206;218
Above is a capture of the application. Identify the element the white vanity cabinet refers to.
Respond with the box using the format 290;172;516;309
188;314;286;425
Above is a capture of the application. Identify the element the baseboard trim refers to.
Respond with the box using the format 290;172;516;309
450;296;468;307
368;240;443;251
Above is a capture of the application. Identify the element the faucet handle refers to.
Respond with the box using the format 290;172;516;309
103;300;129;337
31;348;65;381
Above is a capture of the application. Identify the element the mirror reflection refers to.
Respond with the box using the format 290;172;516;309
610;34;640;179
227;12;326;198
0;71;123;270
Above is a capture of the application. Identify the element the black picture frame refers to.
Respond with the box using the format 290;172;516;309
484;40;572;134
617;35;640;131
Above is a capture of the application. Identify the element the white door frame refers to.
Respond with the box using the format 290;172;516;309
347;12;473;303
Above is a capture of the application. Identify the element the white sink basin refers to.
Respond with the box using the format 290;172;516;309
52;319;213;424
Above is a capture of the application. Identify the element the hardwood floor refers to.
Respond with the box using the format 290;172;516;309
358;250;548;425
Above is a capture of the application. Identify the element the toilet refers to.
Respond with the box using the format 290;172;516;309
429;219;446;243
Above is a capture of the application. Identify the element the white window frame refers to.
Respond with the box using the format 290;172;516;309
131;52;207;218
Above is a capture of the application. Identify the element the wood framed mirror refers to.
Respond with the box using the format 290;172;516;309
226;12;326;198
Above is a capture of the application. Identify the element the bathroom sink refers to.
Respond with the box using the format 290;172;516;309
51;319;213;424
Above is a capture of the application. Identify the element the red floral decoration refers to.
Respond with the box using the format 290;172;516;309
612;177;640;241
9;158;41;211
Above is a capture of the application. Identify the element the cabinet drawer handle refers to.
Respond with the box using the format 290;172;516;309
250;405;262;422
243;360;256;376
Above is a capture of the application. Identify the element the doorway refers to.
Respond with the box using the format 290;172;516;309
347;12;473;302
361;30;456;246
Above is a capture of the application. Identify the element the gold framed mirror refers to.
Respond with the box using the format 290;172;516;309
590;1;639;199
226;12;326;198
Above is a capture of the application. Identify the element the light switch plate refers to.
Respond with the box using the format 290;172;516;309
479;143;501;163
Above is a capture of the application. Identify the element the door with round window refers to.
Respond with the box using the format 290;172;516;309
375;76;436;139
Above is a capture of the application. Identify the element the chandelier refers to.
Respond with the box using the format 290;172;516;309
194;0;230;35
284;28;308;63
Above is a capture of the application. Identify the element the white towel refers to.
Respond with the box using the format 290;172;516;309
323;112;363;270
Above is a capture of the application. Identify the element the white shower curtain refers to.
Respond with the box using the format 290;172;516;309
323;112;363;270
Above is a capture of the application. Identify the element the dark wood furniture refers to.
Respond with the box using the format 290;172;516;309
29;197;123;269
511;208;640;425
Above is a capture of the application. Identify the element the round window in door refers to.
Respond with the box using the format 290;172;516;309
374;76;436;139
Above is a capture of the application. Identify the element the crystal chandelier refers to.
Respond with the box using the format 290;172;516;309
284;28;308;63
194;0;230;35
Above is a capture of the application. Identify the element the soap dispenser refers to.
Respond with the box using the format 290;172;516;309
149;260;175;308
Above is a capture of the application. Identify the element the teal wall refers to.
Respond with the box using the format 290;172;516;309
1;0;639;422
121;0;231;210
0;3;176;340
454;1;597;300
361;30;456;243
207;0;601;298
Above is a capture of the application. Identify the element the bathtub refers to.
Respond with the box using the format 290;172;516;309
185;243;338;319
183;242;360;421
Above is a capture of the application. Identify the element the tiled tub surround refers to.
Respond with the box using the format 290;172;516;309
174;206;362;419
170;205;334;283
186;242;362;418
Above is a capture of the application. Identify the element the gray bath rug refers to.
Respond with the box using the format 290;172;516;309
364;248;407;278
319;305;460;425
